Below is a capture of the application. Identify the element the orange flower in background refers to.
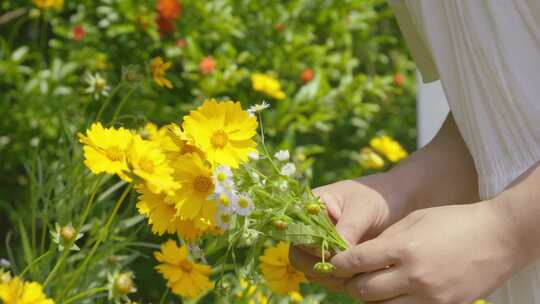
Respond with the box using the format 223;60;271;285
394;73;405;87
176;39;187;48
72;25;85;42
199;56;216;75
150;57;173;89
301;68;314;83
157;0;182;20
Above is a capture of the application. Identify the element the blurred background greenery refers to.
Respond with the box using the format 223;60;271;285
0;0;417;302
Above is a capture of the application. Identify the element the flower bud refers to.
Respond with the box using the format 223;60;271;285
271;217;288;230
60;225;76;242
305;203;321;215
313;262;334;274
115;272;135;295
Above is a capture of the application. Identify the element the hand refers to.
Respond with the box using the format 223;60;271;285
331;203;525;304
289;175;409;292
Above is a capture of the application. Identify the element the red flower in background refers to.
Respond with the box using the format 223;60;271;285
156;15;175;36
199;56;216;75
73;25;85;42
301;68;314;83
394;73;405;87
157;0;182;20
274;23;285;32
176;39;187;48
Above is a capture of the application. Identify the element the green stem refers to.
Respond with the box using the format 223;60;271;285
42;177;103;288
111;85;138;124
63;286;108;304
96;83;123;122
19;251;50;277
57;184;132;301
159;288;169;304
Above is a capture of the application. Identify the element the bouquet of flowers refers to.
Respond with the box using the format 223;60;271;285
78;99;348;300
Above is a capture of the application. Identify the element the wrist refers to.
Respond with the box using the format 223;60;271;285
480;198;537;268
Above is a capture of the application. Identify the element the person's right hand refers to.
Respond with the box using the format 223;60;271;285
289;174;408;292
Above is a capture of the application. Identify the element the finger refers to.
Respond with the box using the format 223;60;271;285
289;245;322;277
369;295;418;304
334;199;376;246
344;266;407;301
312;188;341;223
306;274;345;293
331;238;395;278
297;245;331;259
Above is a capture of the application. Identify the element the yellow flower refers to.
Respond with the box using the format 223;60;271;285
151;123;205;160
172;154;217;226
78;122;133;181
135;185;209;241
359;147;385;170
0;276;54;304
289;291;303;303
370;135;408;163
251;73;286;100
473;300;491;304
32;0;63;10
127;135;179;194
154;240;213;299
259;242;307;294
150;57;173;89
182;99;257;168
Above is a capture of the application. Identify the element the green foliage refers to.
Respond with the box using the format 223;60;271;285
0;0;416;303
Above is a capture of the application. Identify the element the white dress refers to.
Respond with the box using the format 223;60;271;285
388;1;540;303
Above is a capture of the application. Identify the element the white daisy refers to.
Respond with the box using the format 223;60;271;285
209;188;237;212
274;150;290;161
280;162;296;177
247;100;270;116
212;165;234;188
232;193;254;216
216;207;234;230
248;152;260;160
84;72;110;99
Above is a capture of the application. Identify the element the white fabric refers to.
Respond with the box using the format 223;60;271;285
388;1;540;303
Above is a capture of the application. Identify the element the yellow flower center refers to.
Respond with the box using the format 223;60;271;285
220;213;231;223
139;158;155;173
193;175;212;193
217;172;227;182
179;260;193;273
105;146;124;162
219;194;229;207
95;78;106;91
210;130;228;149
238;198;248;208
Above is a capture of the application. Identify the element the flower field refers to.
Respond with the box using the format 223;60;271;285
0;0;417;303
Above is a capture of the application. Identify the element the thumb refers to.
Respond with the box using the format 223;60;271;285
335;202;376;246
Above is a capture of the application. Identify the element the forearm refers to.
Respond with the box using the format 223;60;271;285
491;162;540;263
385;114;479;215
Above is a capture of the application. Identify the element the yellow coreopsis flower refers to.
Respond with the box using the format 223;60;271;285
154;240;213;299
150;57;173;89
370;135;408;163
473;300;491;304
33;0;63;10
127;135;179;194
78;122;133;181
250;73;286;100
182;99;257;168
0;276;54;304
259;242;307;294
172;154;217;226
359;147;385;170
135;185;210;241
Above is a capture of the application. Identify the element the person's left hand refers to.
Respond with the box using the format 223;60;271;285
329;202;528;304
